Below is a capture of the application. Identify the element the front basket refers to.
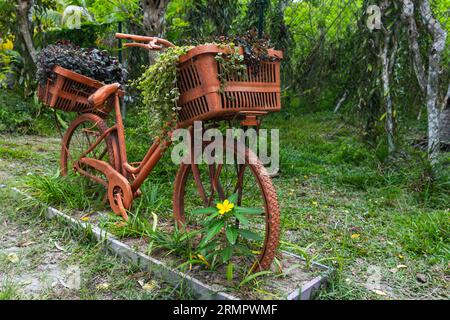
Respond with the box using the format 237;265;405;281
176;45;283;127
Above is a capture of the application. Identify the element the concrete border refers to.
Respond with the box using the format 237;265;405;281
11;187;332;300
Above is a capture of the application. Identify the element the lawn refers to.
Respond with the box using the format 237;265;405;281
1;109;448;300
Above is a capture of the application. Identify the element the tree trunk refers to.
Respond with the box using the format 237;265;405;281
379;0;396;155
334;91;348;114
381;31;396;154
440;84;450;146
419;0;447;163
141;0;170;64
401;0;427;92
16;0;37;65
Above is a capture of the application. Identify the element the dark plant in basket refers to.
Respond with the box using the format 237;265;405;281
37;41;127;86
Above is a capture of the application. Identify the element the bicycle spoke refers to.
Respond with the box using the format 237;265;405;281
191;164;208;206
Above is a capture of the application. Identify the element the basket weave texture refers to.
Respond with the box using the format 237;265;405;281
176;45;283;127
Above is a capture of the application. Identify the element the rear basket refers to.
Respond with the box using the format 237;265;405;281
176;45;283;127
38;66;117;116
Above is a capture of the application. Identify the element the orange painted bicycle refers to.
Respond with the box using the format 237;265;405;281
38;33;283;270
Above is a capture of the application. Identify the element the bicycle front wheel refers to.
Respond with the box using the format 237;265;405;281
173;141;280;271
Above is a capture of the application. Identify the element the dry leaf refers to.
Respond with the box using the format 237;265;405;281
96;283;110;290
18;240;35;247
397;264;407;269
59;278;70;289
416;273;427;283
141;280;157;292
372;289;387;296
7;253;19;263
114;221;127;227
54;241;67;252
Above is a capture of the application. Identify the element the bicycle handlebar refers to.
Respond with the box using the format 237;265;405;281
115;33;175;51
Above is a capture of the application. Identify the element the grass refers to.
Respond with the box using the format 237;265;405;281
267;111;449;299
0;188;194;300
0;89;56;135
0;278;21;300
3;108;449;299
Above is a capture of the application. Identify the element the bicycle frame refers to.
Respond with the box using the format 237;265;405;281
74;93;172;215
73;90;267;219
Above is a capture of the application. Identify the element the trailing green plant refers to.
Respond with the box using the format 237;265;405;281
133;46;192;138
134;35;274;137
215;30;275;73
215;45;246;92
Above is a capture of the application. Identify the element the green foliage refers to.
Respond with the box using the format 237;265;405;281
88;0;141;24
191;193;264;268
392;211;449;263
0;89;53;134
0;0;16;39
26;172;92;210
215;46;247;92
38;23;110;48
0;277;20;300
0;49;20;89
166;0;243;40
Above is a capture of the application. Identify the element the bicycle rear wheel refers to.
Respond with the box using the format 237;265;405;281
61;113;117;196
173;140;280;271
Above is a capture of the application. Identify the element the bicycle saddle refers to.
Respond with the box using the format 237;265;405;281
88;83;121;109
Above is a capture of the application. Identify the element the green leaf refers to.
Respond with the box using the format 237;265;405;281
235;206;264;215
221;246;233;263
191;207;217;215
234;212;249;226
205;211;221;224
226;227;238;245
226;262;234;282
235;243;253;256
203;219;225;244
238;271;272;288
238;229;263;241
228;193;238;204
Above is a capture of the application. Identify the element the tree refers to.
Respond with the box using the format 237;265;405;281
141;0;170;36
419;0;447;163
16;0;37;65
401;0;448;163
140;0;170;64
379;0;398;155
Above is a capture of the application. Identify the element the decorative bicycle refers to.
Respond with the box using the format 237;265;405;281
38;33;283;271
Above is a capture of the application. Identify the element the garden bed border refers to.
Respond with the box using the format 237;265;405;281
11;187;332;300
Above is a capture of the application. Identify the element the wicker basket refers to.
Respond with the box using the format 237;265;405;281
38;66;118;116
176;45;283;127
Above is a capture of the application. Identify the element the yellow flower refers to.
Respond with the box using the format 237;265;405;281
0;39;13;51
216;199;234;215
